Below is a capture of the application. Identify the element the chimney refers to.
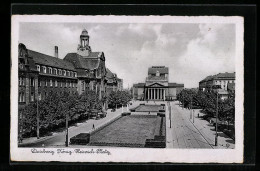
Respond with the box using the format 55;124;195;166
54;46;58;58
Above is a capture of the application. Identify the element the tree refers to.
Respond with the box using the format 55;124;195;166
107;90;132;109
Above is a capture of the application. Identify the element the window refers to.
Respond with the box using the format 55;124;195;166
37;65;40;72
71;71;73;77
72;82;74;88
19;93;22;102
19;77;22;86
74;72;77;77
69;81;72;87
19;92;25;102
22;78;25;86
30;78;35;87
63;70;66;76
55;80;58;87
67;71;70;77
60;81;62;87
50;79;53;87
54;68;57;75
49;67;52;74
38;79;41;87
43;66;46;73
65;81;67;87
59;69;62;75
31;92;34;102
45;80;48;87
38;93;41;101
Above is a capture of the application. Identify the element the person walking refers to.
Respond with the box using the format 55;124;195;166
92;124;95;130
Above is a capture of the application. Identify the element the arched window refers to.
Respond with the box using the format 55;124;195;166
36;65;40;72
43;66;46;73
156;70;160;76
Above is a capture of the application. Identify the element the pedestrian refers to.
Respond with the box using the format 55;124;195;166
92;124;95;130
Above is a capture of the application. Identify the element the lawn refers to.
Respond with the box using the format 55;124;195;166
89;115;162;147
134;105;163;112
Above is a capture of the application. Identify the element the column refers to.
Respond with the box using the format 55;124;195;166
160;89;162;100
160;88;162;100
163;89;165;101
147;88;150;100
157;88;159;100
153;89;155;100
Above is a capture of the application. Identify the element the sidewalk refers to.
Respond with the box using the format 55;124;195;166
169;101;235;149
19;101;140;147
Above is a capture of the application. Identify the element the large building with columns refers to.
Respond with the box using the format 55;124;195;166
133;66;184;101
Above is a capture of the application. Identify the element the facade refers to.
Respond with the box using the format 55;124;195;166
199;72;235;92
18;29;123;106
105;68;123;95
64;29;106;100
133;66;184;101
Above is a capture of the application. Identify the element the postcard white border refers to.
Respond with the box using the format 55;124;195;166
11;15;244;163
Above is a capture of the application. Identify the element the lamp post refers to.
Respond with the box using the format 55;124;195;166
65;113;69;147
36;94;39;139
193;109;194;123
182;95;184;110
215;92;219;146
168;103;172;128
190;96;192;120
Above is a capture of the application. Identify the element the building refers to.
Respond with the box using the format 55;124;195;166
18;29;123;106
105;68;123;95
64;29;106;100
199;72;236;92
133;66;184;101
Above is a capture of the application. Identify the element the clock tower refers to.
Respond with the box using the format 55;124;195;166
77;29;92;57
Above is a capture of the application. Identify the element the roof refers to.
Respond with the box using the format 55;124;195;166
88;52;102;58
200;72;235;83
168;83;184;87
215;72;235;79
81;29;89;36
105;68;117;84
106;68;115;79
133;83;145;88
199;75;215;83
227;83;235;91
64;53;100;70
148;66;168;74
28;50;76;71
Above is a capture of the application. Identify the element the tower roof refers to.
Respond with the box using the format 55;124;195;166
81;29;89;36
148;66;168;74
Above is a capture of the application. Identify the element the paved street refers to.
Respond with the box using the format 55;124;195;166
19;101;140;147
166;101;235;149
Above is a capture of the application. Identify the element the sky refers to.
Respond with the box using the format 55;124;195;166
19;22;236;89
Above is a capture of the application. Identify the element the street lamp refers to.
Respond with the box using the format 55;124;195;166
65;113;69;147
37;94;40;139
182;94;184;110
190;95;192;120
168;102;171;128
215;92;219;146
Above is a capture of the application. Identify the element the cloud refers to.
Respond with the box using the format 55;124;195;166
19;22;236;89
176;24;235;88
